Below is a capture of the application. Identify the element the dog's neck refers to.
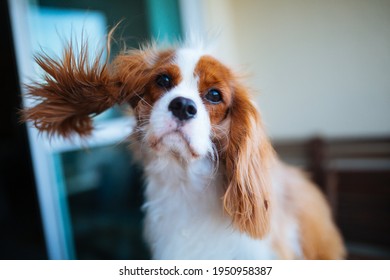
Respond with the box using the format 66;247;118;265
142;154;222;199
138;151;276;259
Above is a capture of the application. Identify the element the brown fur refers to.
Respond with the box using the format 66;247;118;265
195;56;273;238
195;55;233;124
22;43;119;138
289;168;346;259
111;49;178;109
223;83;274;239
270;163;346;259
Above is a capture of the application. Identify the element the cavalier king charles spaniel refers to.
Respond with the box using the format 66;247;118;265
23;39;345;260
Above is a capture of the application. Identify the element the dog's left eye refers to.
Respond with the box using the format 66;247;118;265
205;89;223;104
156;74;172;89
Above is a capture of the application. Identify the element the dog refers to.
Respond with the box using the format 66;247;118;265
22;39;346;259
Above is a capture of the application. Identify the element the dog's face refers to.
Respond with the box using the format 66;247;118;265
116;48;234;161
23;44;273;238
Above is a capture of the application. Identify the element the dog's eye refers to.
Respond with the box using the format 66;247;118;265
205;89;223;104
156;74;172;89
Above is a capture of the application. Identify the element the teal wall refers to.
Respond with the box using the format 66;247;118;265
146;0;182;42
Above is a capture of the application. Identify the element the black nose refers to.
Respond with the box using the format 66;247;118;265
168;97;197;121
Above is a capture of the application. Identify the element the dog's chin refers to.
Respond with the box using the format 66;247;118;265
149;131;201;161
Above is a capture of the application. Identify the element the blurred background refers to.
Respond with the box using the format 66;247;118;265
1;0;389;259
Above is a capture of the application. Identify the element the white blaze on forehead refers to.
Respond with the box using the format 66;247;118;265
174;48;207;87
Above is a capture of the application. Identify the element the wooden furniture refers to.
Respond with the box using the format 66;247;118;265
273;137;390;259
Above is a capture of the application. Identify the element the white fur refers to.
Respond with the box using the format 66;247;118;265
142;157;277;259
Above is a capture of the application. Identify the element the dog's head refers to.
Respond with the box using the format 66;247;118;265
23;42;274;238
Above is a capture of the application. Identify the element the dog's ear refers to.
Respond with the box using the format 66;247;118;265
223;83;274;239
22;44;153;138
22;44;120;138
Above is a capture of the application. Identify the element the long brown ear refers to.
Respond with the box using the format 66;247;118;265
223;83;274;239
22;43;120;138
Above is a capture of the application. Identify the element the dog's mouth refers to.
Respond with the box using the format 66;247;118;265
149;130;200;159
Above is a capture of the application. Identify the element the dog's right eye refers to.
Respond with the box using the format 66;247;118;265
156;74;172;89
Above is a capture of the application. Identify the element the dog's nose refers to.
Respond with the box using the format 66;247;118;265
168;97;197;121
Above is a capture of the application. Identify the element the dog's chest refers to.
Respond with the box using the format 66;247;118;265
142;159;277;259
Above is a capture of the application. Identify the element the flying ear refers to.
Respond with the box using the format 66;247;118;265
223;83;274;239
22;44;120;138
22;42;154;138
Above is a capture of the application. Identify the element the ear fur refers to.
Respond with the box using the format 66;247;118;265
22;43;120;138
223;83;274;239
22;43;153;138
